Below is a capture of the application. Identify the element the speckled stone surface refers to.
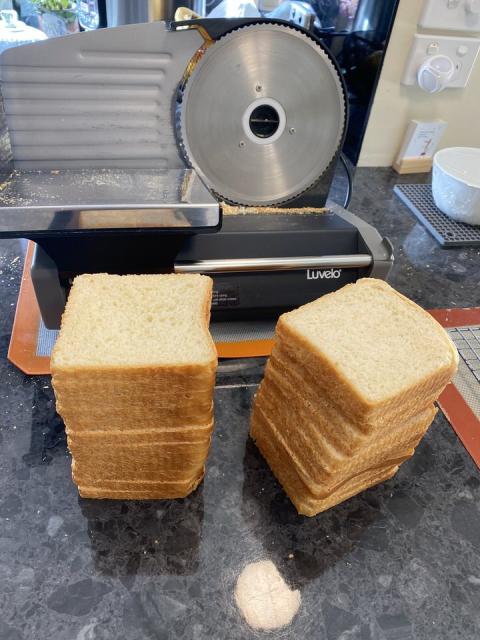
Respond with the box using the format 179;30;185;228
0;169;479;640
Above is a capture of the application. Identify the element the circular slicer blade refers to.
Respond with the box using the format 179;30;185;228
178;23;346;206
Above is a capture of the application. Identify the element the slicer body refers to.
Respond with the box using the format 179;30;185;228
0;18;393;329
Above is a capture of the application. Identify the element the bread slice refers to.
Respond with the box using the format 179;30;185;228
57;399;214;432
65;422;213;441
73;469;204;499
66;423;213;445
52;367;216;395
251;410;398;516
276;278;458;425
293;466;398;516
251;401;433;490
77;484;202;500
270;341;438;435
68;433;210;481
51;273;217;372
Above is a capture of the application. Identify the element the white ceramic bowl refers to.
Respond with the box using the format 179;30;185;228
432;147;480;226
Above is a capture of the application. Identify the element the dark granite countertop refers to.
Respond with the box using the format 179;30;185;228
0;168;479;640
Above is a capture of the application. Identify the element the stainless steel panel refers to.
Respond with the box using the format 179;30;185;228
0;168;219;233
0;22;203;170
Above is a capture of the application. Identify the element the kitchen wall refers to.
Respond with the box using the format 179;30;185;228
358;0;480;167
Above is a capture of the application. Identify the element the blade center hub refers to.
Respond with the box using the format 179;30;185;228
249;105;280;138
242;97;286;146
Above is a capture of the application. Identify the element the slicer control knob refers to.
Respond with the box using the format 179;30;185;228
417;54;455;93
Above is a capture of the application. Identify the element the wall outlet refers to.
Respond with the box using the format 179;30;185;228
420;0;480;33
402;34;480;88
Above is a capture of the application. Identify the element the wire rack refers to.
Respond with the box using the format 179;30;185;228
448;326;480;382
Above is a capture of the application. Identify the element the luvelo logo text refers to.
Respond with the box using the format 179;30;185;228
306;268;342;280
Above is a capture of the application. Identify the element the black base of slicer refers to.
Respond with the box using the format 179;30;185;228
31;205;393;330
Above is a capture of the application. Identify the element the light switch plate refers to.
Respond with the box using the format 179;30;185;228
420;0;480;32
402;34;480;88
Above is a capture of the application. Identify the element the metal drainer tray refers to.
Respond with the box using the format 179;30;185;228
394;183;480;247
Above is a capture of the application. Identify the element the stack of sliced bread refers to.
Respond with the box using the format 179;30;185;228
51;273;217;500
250;278;458;516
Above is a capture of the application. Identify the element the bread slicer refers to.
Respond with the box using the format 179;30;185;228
0;18;393;329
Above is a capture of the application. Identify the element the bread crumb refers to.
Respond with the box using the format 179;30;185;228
221;202;328;216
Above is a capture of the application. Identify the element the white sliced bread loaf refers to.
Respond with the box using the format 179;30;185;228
250;278;458;515
52;273;217;499
276;278;458;425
